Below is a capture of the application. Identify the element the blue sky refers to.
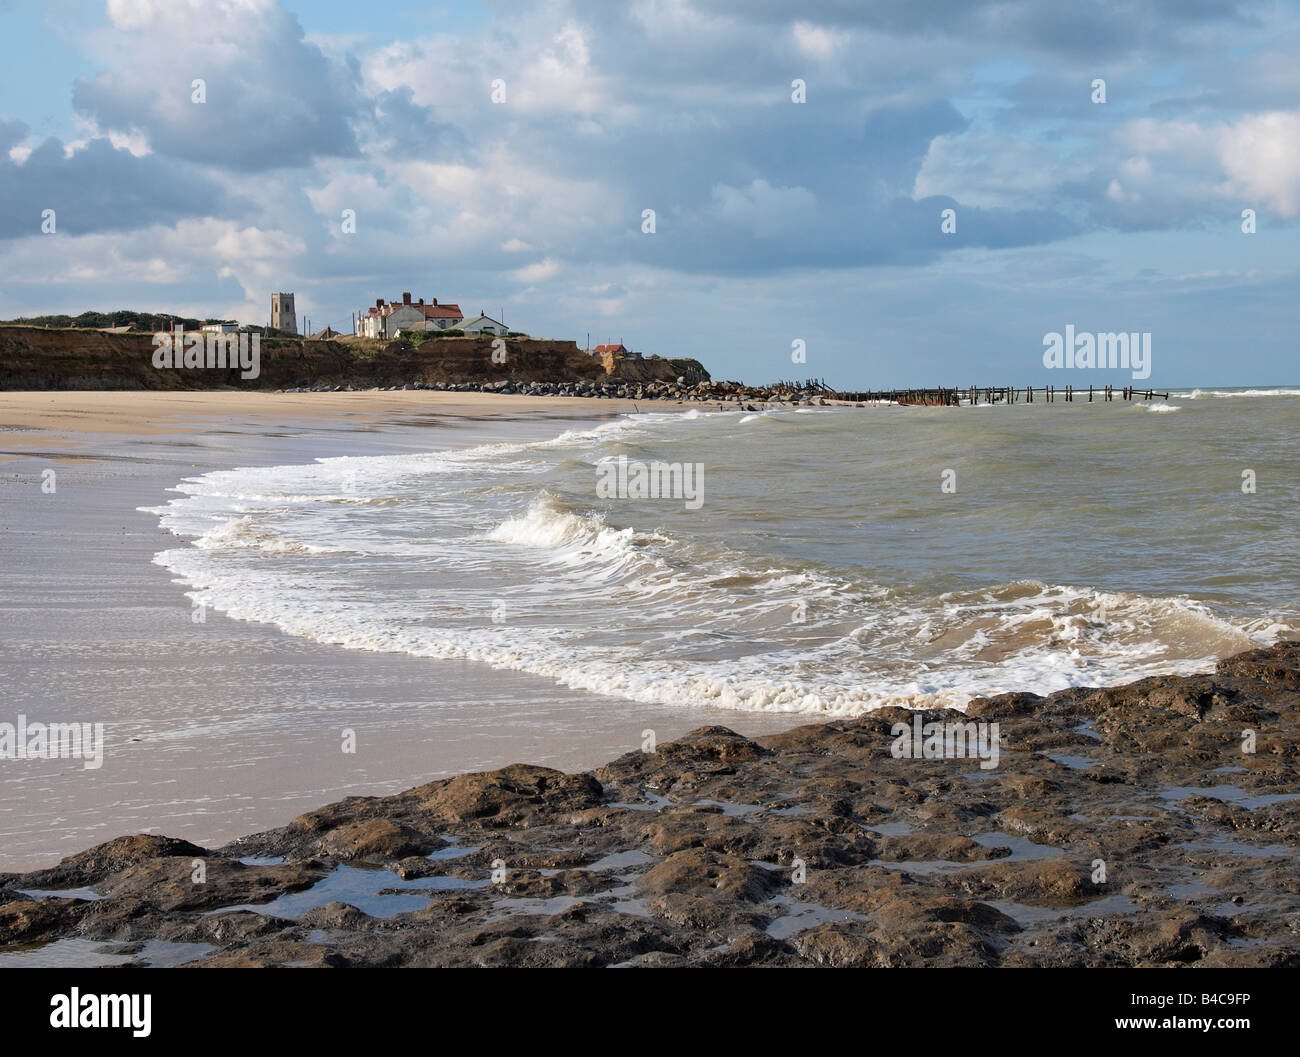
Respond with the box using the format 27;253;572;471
1;0;1297;387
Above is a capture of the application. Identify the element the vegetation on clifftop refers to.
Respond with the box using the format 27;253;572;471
2;309;215;332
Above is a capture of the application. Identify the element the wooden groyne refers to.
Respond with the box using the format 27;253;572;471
814;383;1171;406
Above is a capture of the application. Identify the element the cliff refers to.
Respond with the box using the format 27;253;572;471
0;327;707;391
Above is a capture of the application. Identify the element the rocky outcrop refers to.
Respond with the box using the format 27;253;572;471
2;642;1297;967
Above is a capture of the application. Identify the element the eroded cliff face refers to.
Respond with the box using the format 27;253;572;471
0;327;706;391
598;351;710;384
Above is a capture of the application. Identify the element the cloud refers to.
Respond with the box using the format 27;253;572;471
1216;111;1300;217
0;217;305;315
0;136;236;240
511;256;561;282
72;0;363;170
1;0;1297;388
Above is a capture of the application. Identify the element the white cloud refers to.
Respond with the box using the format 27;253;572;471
1115;110;1300;218
512;257;561;282
913;133;1068;208
792;21;847;61
1215;111;1300;217
0;218;304;301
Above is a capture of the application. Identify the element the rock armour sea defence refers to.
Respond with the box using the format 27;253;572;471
2;643;1298;967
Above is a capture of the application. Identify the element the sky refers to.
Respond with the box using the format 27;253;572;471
0;0;1297;388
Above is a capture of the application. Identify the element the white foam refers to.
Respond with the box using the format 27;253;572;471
139;407;1296;718
1180;388;1300;399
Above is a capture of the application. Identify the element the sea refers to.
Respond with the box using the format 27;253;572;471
142;387;1298;717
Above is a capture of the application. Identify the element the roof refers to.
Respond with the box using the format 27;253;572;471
416;303;462;319
366;302;463;318
593;343;627;353
459;314;507;328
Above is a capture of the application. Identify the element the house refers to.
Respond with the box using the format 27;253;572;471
457;312;513;336
201;322;241;334
358;292;464;339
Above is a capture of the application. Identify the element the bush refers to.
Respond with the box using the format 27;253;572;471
2;309;206;332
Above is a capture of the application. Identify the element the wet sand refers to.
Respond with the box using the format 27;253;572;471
0;392;799;871
0;389;660;454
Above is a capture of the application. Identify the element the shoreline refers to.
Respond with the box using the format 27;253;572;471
0;389;678;459
0;393;802;873
1;391;1296;966
1;641;1296;967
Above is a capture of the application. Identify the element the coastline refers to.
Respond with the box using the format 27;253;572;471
2;391;1296;967
0;392;799;872
1;640;1296;967
0;389;672;457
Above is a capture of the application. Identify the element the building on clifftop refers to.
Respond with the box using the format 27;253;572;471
270;292;298;335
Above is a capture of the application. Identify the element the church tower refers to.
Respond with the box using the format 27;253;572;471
271;292;298;335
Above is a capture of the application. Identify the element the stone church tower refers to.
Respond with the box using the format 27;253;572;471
271;292;298;335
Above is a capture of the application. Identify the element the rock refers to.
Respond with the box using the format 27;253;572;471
4;642;1297;967
635;850;779;902
96;857;327;912
318;818;429;861
14;834;208;889
415;764;604;827
0;894;83;946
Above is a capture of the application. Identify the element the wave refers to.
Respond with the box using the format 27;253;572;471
139;409;1295;717
1179;387;1300;399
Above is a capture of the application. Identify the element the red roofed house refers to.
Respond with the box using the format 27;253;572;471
358;292;464;339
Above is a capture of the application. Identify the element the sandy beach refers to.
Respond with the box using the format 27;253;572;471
2;389;1296;971
0;389;661;451
0;391;797;872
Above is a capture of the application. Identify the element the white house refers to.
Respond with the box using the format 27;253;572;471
457;312;514;336
358;293;464;339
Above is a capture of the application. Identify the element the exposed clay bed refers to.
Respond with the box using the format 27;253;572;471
2;643;1297;967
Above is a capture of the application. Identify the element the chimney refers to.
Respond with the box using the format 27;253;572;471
418;297;424;305
402;292;411;305
376;298;384;308
431;298;437;306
